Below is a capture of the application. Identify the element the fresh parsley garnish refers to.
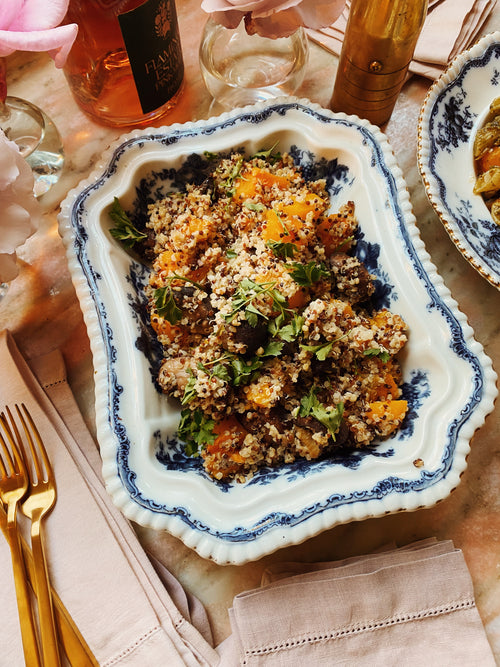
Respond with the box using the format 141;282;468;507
224;278;289;327
153;274;205;325
286;261;330;287
181;370;197;405
268;313;304;343
266;240;298;259
230;356;263;386
177;408;216;457
363;348;391;363
108;197;147;248
301;341;333;361
154;287;183;324
243;201;265;212
298;387;344;440
252;142;281;162
226;249;238;259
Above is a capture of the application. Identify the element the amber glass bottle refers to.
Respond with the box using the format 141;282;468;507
330;0;428;126
63;0;184;127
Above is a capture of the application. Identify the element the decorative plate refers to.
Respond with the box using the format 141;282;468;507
59;98;497;565
418;31;500;290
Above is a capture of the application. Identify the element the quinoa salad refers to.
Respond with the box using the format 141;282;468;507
111;149;409;483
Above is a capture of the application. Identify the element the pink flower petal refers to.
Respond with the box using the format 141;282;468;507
0;23;78;66
0;0;24;30
202;0;346;36
9;0;71;31
0;252;20;283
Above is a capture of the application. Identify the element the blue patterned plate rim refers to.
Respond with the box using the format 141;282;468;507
58;97;497;564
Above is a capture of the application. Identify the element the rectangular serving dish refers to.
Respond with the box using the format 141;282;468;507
58;99;497;564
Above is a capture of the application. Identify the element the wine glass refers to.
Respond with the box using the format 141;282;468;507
0;58;64;197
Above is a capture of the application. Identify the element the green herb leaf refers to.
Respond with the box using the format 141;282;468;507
266;240;298;259
260;340;284;357
178;408;216;457
108;197;148;248
277;314;304;343
224;278;290;326
299;387;344;440
286;261;330;287
252;142;281;161
226;249;238;259
230;357;263;386
301;341;333;361
154;287;183;325
181;370;197;405
363;348;391;363
244;201;265;212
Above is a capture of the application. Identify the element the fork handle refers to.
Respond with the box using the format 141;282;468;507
6;507;42;667
31;517;61;667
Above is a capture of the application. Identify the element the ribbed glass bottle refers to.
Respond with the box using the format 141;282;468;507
330;0;428;126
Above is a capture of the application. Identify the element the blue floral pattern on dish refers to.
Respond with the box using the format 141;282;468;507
419;35;500;289
60;98;497;562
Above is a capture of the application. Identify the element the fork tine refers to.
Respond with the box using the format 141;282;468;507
2;408;28;477
0;412;17;476
16;404;46;483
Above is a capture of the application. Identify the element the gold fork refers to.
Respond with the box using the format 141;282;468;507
0;409;41;667
7;404;61;667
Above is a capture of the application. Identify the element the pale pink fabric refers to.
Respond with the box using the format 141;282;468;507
0;329;495;666
307;0;496;80
0;330;218;666
218;539;496;665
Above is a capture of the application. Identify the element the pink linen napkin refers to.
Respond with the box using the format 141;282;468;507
217;539;496;665
0;330;219;666
308;0;497;81
1;329;495;666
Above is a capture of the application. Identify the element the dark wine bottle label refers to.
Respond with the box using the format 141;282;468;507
118;0;184;114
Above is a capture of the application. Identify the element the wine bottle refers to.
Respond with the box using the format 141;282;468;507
63;0;184;127
330;0;428;126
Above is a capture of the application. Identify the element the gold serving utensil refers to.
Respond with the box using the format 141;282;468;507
0;409;41;666
5;404;61;667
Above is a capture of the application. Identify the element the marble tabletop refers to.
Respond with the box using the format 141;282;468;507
2;0;499;659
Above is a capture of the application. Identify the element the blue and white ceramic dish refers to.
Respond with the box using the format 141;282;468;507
59;98;497;564
418;31;500;290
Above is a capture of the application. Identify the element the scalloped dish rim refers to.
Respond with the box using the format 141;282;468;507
58;98;497;564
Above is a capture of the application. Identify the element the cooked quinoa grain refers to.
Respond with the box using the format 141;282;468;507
145;151;409;482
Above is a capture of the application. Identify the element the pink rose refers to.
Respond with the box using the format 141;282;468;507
201;0;346;38
0;130;40;283
0;0;77;68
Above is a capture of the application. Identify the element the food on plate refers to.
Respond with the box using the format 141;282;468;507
473;96;500;225
111;149;409;482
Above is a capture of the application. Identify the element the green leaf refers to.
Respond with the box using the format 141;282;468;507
286;261;330;287
363;348;391;363
260;340;284;357
266;240;298;259
108;197;147;248
224;278;290;325
226;249;238;259
301;341;333;361
299;387;344;440
243;201;265;212
252;142;281;161
181;370;197;405
230;357;263;386
211;363;232;383
277;314;304;343
178;408;216;457
154;287;183;325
